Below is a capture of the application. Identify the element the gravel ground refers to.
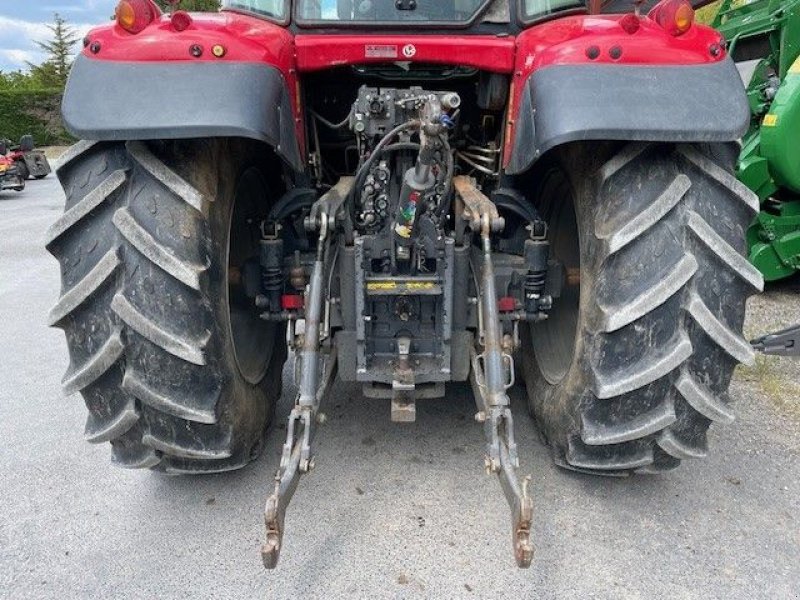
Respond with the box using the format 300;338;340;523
40;147;71;161
0;174;798;600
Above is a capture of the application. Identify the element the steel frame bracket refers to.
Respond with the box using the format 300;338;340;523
751;324;800;356
462;178;534;568
262;191;341;569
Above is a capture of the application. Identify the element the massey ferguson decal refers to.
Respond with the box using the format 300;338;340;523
365;44;398;58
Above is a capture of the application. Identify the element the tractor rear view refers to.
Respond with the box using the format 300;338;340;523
47;0;762;567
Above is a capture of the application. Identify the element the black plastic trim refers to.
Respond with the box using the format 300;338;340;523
506;58;750;175
62;56;302;172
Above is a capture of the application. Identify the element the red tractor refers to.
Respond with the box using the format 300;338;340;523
47;0;762;568
5;135;52;180
0;139;25;193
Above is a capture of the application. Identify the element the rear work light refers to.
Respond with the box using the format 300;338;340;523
170;10;193;31
649;0;695;36
115;0;159;34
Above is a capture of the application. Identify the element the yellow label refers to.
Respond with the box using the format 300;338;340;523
405;282;435;291
366;281;436;292
763;114;778;127
789;56;800;74
367;282;397;291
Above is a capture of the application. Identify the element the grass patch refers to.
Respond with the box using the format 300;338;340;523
737;355;800;423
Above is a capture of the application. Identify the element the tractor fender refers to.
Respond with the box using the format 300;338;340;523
62;55;303;172
506;59;750;175
504;14;750;175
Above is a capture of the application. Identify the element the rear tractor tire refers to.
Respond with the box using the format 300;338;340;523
16;161;29;181
47;139;287;473
522;142;764;475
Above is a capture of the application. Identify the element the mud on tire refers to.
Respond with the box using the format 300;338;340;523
47;139;287;473
522;142;764;475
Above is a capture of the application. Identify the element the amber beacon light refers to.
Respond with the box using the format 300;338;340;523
115;0;159;34
649;0;695;36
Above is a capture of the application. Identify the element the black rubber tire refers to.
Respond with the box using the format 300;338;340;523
521;142;764;474
47;139;287;473
16;161;29;181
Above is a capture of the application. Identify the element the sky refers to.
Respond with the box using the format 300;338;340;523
0;1;117;72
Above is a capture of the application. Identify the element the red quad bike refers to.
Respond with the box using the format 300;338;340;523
0;139;25;193
7;135;52;180
47;0;763;568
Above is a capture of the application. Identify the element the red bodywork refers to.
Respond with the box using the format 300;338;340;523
294;35;516;73
5;149;27;177
80;10;727;169
7;149;25;164
0;154;22;190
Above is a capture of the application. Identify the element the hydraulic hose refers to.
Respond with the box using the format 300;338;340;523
348;119;421;214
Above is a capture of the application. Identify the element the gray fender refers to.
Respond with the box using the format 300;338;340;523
62;55;302;172
506;58;750;175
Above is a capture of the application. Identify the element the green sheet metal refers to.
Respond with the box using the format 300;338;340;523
714;0;800;280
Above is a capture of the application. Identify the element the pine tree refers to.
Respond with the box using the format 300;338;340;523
154;0;221;11
28;14;80;89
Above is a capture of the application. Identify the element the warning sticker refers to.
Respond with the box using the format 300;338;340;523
405;282;435;291
763;114;778;127
367;281;398;291
365;45;398;59
366;280;440;295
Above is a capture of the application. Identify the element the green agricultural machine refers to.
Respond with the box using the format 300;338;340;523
712;0;800;280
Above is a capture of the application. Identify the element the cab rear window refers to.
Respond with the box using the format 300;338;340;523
522;0;584;21
222;0;288;21
296;0;494;24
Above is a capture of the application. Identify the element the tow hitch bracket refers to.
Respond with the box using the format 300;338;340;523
262;176;534;569
751;324;800;356
262;181;350;569
460;175;534;568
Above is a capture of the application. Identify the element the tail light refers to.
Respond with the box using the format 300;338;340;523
649;0;695;36
115;0;159;34
619;13;641;35
170;10;193;31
